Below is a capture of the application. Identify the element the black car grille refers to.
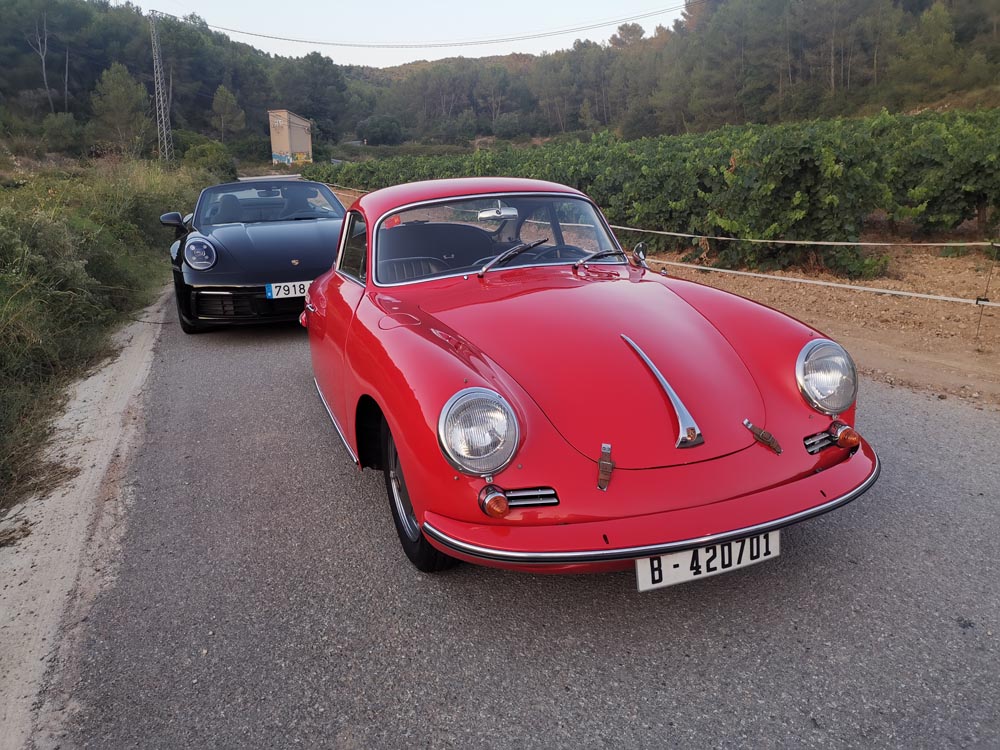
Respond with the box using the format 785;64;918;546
192;289;303;319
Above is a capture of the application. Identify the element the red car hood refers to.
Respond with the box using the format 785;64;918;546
420;270;765;469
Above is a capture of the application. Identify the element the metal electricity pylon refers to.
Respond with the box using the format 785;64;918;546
150;12;174;161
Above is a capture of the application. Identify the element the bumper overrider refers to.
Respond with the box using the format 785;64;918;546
422;441;880;568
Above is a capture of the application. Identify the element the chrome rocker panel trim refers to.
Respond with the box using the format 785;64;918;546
422;453;880;565
313;378;359;464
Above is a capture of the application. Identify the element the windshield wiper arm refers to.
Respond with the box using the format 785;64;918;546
478;238;549;277
572;248;626;270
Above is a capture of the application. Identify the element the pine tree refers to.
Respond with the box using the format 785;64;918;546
90;63;152;155
211;84;245;143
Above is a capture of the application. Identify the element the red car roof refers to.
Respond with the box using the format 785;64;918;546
353;177;585;220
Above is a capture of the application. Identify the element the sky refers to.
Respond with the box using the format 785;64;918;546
136;1;686;68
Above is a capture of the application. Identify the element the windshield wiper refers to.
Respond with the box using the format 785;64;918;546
572;249;626;270
477;238;549;277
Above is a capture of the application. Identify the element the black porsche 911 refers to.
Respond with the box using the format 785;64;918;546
160;178;345;333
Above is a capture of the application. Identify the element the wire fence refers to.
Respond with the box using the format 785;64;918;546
326;182;998;314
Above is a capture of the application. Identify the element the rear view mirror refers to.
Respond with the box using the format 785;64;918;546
478;206;519;221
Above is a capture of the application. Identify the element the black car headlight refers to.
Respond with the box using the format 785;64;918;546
796;339;858;416
184;238;217;270
438;388;519;476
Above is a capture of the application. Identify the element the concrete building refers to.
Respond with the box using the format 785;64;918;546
268;109;312;165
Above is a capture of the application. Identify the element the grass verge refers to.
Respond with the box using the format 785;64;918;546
0;151;206;512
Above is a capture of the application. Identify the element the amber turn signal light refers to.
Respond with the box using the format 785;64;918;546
479;485;510;518
830;423;861;449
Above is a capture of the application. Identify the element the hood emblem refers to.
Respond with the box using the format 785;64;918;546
743;419;782;455
291;258;301;266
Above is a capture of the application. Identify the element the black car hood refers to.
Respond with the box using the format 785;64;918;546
205;219;342;275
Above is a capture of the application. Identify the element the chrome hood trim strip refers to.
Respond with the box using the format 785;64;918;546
621;334;704;449
423;453;881;565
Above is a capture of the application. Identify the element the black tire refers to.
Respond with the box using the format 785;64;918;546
175;292;205;334
381;420;458;573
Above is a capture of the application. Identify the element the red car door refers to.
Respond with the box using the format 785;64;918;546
310;210;369;446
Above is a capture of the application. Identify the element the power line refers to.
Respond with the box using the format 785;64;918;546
151;3;696;50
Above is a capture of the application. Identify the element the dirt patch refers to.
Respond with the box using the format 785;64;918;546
649;243;1000;409
0;294;167;750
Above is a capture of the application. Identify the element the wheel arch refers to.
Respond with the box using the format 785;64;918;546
355;394;385;470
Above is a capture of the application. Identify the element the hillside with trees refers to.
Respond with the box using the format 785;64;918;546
1;0;998;154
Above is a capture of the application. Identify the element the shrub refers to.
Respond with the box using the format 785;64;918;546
226;133;270;162
357;115;404;146
41;113;82;154
0;160;205;507
183;141;237;181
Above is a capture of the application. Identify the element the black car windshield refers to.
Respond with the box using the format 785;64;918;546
375;194;624;285
195;181;345;226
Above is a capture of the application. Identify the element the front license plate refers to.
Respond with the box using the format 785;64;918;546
635;531;780;592
265;280;311;299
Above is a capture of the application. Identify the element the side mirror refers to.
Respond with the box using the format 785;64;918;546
632;242;648;268
160;211;185;229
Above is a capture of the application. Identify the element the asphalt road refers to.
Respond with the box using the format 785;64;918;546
56;316;999;749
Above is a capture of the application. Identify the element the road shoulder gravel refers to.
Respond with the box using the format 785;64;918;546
0;294;167;750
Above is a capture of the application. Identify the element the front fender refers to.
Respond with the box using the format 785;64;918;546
342;293;577;526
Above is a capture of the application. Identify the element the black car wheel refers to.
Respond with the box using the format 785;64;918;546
382;420;457;573
174;292;205;334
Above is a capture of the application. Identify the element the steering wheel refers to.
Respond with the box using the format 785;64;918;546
532;244;587;260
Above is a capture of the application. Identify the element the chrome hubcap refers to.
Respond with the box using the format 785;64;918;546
388;437;421;542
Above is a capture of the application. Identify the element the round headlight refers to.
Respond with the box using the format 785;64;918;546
184;238;217;270
796;339;858;416
438;388;519;476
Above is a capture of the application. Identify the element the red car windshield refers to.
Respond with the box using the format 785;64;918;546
374;194;623;285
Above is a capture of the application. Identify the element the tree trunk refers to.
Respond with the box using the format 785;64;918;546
27;16;55;114
829;3;837;94
64;48;69;112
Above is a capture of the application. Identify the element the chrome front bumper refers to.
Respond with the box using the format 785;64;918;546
422;452;881;565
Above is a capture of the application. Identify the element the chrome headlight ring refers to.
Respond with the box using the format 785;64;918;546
438;387;520;477
796;338;858;416
184;238;217;271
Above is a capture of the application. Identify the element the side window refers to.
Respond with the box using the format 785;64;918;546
338;212;367;283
